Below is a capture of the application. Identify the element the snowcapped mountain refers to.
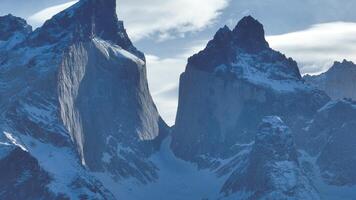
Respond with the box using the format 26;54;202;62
172;16;329;163
170;16;356;199
1;1;355;199
0;0;167;199
304;60;356;100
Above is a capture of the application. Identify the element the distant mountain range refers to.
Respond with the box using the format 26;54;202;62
0;0;356;199
305;60;356;101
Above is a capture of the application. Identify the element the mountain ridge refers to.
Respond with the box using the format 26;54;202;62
1;2;356;199
304;59;356;100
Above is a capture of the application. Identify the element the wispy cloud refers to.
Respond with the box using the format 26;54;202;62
118;0;230;41
27;0;229;41
146;41;207;125
146;55;184;125
267;22;356;75
28;1;78;27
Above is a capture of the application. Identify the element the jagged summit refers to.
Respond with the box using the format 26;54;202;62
204;16;269;53
232;16;269;53
305;59;356;100
27;0;143;59
186;15;302;90
331;59;355;69
0;14;32;41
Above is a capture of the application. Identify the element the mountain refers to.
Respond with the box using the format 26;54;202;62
222;116;319;200
304;60;356;100
170;16;356;199
0;0;167;199
0;14;32;50
305;99;356;185
1;2;356;199
172;16;329;164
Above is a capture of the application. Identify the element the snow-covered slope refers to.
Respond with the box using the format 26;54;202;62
304;60;356;100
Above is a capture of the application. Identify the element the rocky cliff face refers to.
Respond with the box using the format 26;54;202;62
27;0;143;59
0;14;32;49
222;117;319;200
172;16;329;163
305;60;356;100
0;0;167;199
305;99;356;186
1;2;356;199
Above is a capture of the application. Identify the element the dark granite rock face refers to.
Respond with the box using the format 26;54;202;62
232;16;269;53
26;0;143;59
172;16;329;163
221;117;319;200
317;121;356;186
305;99;356;155
0;14;32;41
0;146;55;200
187;16;300;81
305;99;356;186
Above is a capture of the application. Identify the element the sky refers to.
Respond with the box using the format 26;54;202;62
1;0;356;125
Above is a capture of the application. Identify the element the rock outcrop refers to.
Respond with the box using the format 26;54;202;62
172;16;329;163
0;0;167;198
222;116;319;200
305;60;356;100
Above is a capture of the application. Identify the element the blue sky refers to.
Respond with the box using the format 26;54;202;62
2;0;356;124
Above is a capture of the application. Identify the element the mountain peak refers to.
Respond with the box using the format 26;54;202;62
332;59;356;69
186;15;302;86
232;16;269;53
27;0;143;59
0;14;32;41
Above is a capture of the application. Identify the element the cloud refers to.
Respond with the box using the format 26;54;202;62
28;1;78;27
146;55;184;126
118;0;229;41
267;22;356;75
146;41;207;125
27;0;229;41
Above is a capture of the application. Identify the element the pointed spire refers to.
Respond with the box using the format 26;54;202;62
27;0;143;59
331;59;356;69
206;25;232;48
0;14;32;40
232;16;269;53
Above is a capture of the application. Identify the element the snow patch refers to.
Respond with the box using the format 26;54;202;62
19;134;87;198
92;37;145;66
20;103;56;125
94;137;227;200
232;52;306;92
3;131;27;152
